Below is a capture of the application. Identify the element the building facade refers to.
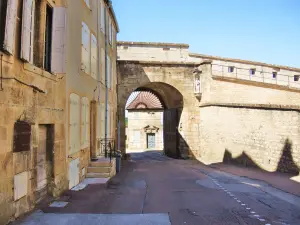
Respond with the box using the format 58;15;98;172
0;0;118;224
126;92;164;151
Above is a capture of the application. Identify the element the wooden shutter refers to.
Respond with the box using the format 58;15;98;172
101;103;105;138
101;48;105;83
81;97;86;148
51;7;67;74
107;104;110;138
13;121;31;152
3;0;18;54
97;102;101;138
91;34;97;79
106;56;111;88
85;100;90;146
100;1;105;33
70;94;80;154
108;17;112;44
81;22;90;74
21;0;35;62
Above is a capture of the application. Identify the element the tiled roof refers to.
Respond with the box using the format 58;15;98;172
126;91;163;110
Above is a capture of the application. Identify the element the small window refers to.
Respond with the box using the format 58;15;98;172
44;5;53;72
228;66;234;73
272;72;277;79
13;121;31;152
294;75;300;82
249;68;256;75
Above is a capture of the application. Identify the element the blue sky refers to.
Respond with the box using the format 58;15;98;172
113;0;300;68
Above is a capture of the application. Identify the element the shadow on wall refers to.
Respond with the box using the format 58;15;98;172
221;138;299;176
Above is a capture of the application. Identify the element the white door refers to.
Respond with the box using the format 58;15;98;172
69;158;80;189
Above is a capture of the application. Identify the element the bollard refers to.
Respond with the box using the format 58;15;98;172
116;150;122;173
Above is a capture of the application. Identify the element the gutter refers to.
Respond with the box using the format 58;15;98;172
105;0;120;33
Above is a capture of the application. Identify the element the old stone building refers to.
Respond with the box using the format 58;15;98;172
126;91;164;151
117;41;300;175
0;0;118;224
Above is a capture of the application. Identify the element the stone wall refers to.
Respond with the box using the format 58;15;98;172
198;106;300;174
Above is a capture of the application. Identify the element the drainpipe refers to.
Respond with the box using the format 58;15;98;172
104;2;109;148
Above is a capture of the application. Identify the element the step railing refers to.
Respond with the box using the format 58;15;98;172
100;138;116;161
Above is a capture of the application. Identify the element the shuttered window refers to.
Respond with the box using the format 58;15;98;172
51;7;67;73
100;1;105;33
81;22;91;74
107;55;111;88
3;0;18;54
101;48;105;83
108;17;112;45
21;0;35;62
0;0;7;51
13;121;31;152
70;93;80;154
97;102;101;139
107;104;111;138
81;97;89;148
91;34;97;79
101;103;105;138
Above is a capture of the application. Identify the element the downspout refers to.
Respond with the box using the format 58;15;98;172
104;2;108;150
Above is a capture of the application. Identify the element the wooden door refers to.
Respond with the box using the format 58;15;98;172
163;108;179;158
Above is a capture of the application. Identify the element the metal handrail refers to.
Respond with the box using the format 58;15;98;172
211;63;300;89
100;138;116;161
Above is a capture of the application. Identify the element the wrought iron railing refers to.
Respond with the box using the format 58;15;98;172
100;138;116;160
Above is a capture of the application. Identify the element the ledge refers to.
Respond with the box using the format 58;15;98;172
117;41;189;49
117;60;200;66
199;102;300;112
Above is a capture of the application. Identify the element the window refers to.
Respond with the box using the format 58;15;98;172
70;93;80;154
0;0;8;51
1;0;18;54
228;66;234;73
91;34;97;79
44;5;53;72
101;48;105;83
107;55;112;88
84;0;90;8
81;97;89;148
272;72;277;79
108;17;112;45
13;121;31;152
249;68;256;75
81;22;91;74
100;1;105;33
294;75;300;82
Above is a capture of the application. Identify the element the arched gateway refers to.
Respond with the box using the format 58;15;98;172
117;42;202;158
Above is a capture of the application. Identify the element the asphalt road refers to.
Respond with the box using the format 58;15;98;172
16;151;300;225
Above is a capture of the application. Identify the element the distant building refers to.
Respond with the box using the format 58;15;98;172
126;92;164;151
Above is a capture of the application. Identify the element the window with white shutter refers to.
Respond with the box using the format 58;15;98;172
70;93;80;154
101;48;105;83
51;7;67;74
107;104;111;138
91;34;97;79
81;97;89;148
21;0;35;62
101;103;105;138
81;22;91;74
100;1;105;33
106;55;111;88
3;0;18;55
108;17;112;45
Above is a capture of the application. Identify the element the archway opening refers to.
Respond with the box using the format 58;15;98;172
119;82;184;158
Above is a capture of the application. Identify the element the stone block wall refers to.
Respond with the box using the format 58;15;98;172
198;106;300;174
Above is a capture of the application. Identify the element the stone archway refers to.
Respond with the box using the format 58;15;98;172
117;60;201;158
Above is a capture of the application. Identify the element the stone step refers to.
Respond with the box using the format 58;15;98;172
89;161;111;167
86;172;110;178
87;166;111;173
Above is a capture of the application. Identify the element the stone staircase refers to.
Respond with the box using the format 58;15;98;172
86;158;116;179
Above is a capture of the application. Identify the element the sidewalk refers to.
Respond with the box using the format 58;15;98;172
210;163;300;197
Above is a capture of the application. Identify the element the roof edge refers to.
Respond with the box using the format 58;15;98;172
117;60;199;66
189;53;300;72
117;41;189;48
106;0;120;32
